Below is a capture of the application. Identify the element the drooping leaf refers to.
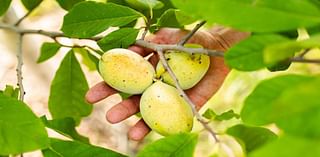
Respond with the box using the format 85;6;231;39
61;1;142;38
2;85;19;99
242;75;320;139
227;124;277;153
125;0;164;10
0;93;49;155
137;133;198;157
56;0;85;10
48;50;92;124
97;28;139;51
41;116;89;143
0;0;11;16
172;0;320;32
157;9;195;28
249;136;320;157
264;34;320;65
37;42;61;63
45;138;127;157
21;0;43;10
225;34;289;71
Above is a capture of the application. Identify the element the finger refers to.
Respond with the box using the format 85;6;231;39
128;45;153;57
85;81;117;104
128;119;151;141
106;95;140;124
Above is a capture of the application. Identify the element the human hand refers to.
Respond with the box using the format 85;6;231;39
85;27;249;141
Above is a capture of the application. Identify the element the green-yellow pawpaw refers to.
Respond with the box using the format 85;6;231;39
140;81;193;136
156;44;210;90
99;48;155;94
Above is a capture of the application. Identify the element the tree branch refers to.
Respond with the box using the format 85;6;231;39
17;34;25;101
298;49;311;58
157;50;219;142
14;11;32;26
178;21;207;46
140;16;151;40
135;40;225;57
291;57;320;64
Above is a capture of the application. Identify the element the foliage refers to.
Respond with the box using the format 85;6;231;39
1;0;320;156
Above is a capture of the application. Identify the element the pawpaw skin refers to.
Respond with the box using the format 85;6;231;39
156;44;210;90
99;48;155;94
140;81;194;136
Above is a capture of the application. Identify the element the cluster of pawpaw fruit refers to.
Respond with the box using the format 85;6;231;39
99;45;210;136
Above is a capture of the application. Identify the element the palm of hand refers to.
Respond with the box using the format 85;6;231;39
85;27;249;140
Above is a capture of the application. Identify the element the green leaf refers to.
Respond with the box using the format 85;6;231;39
45;138;127;157
202;108;217;119
0;93;49;155
227;124;277;153
2;85;19;99
37;42;61;63
215;110;240;121
56;0;85;10
266;59;292;72
41;116;89;143
137;133;198;157
48;50;92;124
241;75;320;139
172;0;320;32
241;74;315;125
73;48;98;71
119;92;132;100
203;109;240;121
264;34;320;65
97;28;139;51
225;34;289;71
157;9;195;28
0;0;11;16
125;0;164;10
249;136;320;157
42;149;62;157
21;0;43;10
61;1;142;38
273;78;320;139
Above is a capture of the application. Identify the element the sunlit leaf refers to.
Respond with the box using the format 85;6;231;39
227;124;277;153
137;133;198;157
172;0;320;32
48;50;92;124
242;75;320;139
37;42;61;63
0;93;49;155
21;0;43;10
225;34;289;71
43;139;127;157
264;34;320;65
249;136;320;157
97;28;139;51
157;9;195;28
41;116;89;143
0;0;11;16
61;1;142;38
125;0;164;10
56;0;85;10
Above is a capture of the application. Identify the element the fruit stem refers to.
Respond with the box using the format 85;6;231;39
178;21;207;46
